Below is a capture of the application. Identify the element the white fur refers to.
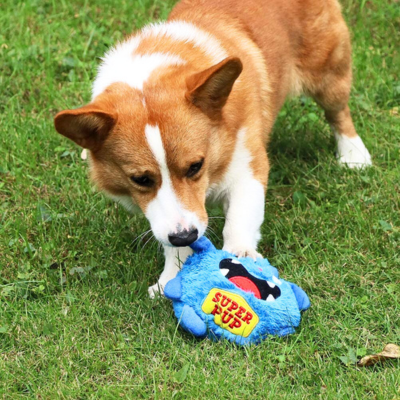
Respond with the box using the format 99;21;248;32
92;51;185;99
209;128;265;259
272;275;282;285
144;124;169;174
334;131;372;169
148;245;193;298
144;124;206;245
92;20;227;99
141;21;228;63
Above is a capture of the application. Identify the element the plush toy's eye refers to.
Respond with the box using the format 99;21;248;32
130;175;154;187
186;160;204;178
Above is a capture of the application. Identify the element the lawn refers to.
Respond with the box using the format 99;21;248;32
0;0;399;398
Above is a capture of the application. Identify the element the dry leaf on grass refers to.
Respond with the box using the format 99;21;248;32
357;344;400;367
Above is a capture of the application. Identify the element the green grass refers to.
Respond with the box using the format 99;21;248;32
0;0;399;398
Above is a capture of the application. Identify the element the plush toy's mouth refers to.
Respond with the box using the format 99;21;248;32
219;259;281;301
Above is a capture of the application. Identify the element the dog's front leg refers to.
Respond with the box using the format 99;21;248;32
148;245;193;298
222;178;265;259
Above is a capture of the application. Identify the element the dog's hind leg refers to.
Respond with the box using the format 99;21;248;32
325;105;372;169
312;72;372;169
297;4;372;168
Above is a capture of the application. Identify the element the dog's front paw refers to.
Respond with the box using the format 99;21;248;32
148;282;164;298
234;249;263;260
223;245;262;260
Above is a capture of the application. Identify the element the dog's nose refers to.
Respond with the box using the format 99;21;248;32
168;228;198;247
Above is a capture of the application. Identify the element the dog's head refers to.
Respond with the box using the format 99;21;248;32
54;57;242;247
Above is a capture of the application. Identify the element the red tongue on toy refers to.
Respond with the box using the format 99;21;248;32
228;276;261;299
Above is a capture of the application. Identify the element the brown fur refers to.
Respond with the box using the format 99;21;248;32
54;0;357;219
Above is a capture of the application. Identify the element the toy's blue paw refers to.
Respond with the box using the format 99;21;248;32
290;283;311;311
164;276;182;300
278;327;296;337
180;305;207;337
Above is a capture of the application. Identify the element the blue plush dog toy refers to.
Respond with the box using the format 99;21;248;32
164;237;310;345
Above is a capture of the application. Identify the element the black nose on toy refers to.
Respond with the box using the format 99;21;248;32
168;228;198;247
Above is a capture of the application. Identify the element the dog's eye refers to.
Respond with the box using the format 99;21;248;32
130;175;154;187
186;160;204;178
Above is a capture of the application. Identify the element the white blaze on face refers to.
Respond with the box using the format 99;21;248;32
144;124;205;245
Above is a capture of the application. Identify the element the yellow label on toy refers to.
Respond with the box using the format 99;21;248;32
201;289;259;337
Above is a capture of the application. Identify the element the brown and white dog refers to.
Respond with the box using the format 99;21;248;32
54;0;372;297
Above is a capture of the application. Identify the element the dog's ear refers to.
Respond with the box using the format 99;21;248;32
54;104;116;151
186;57;242;118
